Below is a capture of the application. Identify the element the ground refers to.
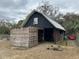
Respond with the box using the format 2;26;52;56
0;40;79;59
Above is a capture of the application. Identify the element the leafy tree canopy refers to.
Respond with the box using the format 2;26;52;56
62;13;79;34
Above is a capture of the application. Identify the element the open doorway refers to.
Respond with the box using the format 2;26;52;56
38;29;44;42
38;28;54;43
44;28;54;42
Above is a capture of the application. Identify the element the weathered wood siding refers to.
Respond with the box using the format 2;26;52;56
10;27;38;48
53;29;64;44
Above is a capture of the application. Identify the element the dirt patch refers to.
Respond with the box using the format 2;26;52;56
0;40;79;59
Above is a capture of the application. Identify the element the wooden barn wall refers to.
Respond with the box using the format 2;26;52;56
53;29;64;44
24;12;54;28
10;27;38;48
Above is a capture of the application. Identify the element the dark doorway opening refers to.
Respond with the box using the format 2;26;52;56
44;28;54;42
38;29;44;42
38;28;54;43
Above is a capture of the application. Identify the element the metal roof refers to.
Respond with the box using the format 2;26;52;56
21;10;65;31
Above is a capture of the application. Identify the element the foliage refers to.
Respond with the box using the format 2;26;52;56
0;26;10;34
62;13;79;34
17;20;23;28
7;20;24;29
37;0;63;20
0;19;18;34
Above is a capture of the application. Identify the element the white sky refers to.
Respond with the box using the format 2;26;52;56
0;0;79;22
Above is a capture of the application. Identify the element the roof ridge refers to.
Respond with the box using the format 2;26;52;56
21;10;65;31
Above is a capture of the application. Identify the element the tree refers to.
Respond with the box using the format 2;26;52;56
0;19;24;34
17;20;23;28
0;26;10;34
37;0;63;21
0;19;18;34
62;13;79;34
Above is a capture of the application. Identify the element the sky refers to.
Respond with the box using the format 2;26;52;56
0;0;79;22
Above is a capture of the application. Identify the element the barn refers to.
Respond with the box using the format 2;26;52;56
10;10;65;48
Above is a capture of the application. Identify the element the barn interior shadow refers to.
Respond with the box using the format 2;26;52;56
38;28;55;44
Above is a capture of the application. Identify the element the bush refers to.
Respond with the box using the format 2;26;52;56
0;26;10;35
